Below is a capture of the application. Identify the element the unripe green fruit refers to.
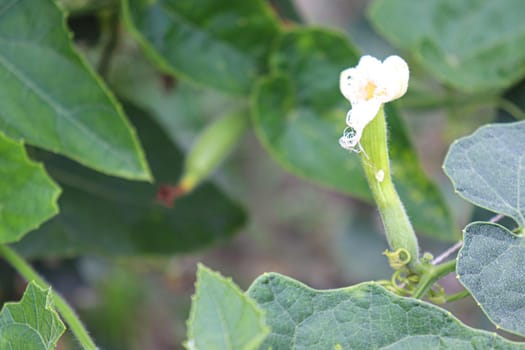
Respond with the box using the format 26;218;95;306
179;110;249;192
359;106;422;273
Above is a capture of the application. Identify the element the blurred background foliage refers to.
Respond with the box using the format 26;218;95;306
2;0;525;348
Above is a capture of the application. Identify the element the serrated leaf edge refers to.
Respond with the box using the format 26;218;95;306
0;281;66;349
0;131;62;243
49;0;152;181
185;263;270;350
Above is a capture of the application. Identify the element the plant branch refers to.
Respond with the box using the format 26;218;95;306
445;289;470;303
431;213;505;265
0;244;98;350
97;9;120;78
496;98;525;121
412;259;456;299
489;213;505;223
431;241;463;265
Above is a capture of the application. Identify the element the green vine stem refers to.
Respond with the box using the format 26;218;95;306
444;289;471;303
359;106;423;273
0;244;98;350
412;259;456;299
496;98;525;120
97;8;120;78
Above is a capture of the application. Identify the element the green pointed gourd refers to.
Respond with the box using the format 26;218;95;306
158;110;249;206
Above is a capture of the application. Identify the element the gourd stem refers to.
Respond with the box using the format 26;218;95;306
412;259;456;299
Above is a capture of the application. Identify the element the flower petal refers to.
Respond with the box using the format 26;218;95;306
357;55;383;71
339;67;357;102
339;56;383;103
380;55;409;102
346;101;382;130
339;100;381;151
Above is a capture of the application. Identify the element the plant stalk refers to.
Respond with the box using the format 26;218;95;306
0;244;98;350
445;289;471;303
359;106;422;273
412;259;456;299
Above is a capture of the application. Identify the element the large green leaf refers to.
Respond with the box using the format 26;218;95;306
268;0;303;23
0;281;66;350
457;222;525;337
369;0;525;92
0;132;60;243
122;0;281;95
248;273;525;350
0;0;150;180
444;121;525;227
14;103;246;257
186;265;269;350
252;28;455;240
108;50;241;148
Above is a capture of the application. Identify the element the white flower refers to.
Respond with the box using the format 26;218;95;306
339;55;409;151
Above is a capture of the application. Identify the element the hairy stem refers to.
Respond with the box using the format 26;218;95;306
0;244;98;350
359;106;422;273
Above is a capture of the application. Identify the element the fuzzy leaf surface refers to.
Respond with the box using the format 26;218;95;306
369;0;525;92
14;104;245;257
0;132;60;243
457;222;525;337
248;273;525;350
252;28;454;239
0;0;150;180
0;281;65;350
122;0;280;94
186;265;268;350
444;121;525;227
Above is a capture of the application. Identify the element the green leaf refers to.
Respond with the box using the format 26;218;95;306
122;0;281;95
0;0;151;180
443;120;525;227
369;0;525;92
252;28;455;240
0;132;61;243
458;222;525;337
0;281;66;350
13;103;246;257
108;49;242;147
268;0;303;23
248;273;525;350
186;264;269;350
